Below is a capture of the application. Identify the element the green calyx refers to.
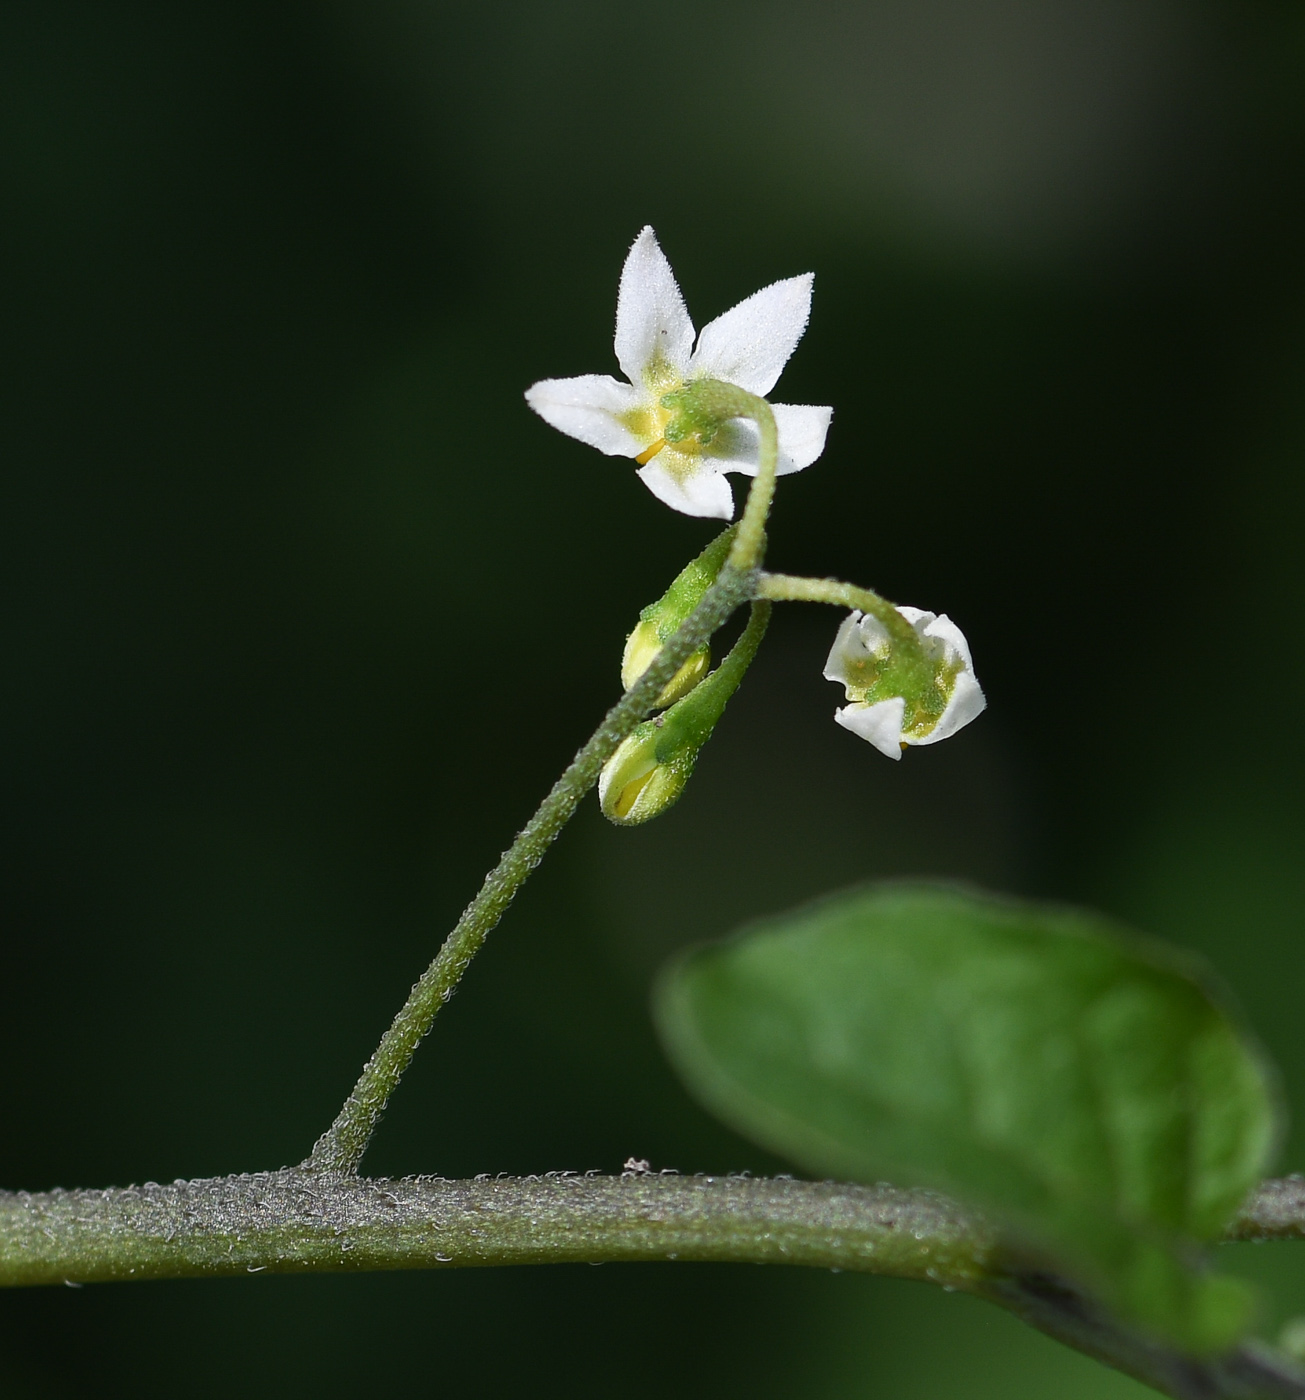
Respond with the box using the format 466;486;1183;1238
602;602;771;826
621;525;738;707
849;648;964;739
835;610;963;739
660;377;764;448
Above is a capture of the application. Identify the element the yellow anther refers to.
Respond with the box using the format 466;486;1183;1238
635;437;667;466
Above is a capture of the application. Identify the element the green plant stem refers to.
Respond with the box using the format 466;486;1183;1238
756;570;920;648
726;396;778;572
310;396;790;1174
3;1173;1303;1399
0;1172;988;1286
1227;1175;1305;1239
309;388;786;1174
307;563;756;1174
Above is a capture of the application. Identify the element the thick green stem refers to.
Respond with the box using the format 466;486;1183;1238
0;1173;987;1287
3;1172;1303;1399
307;565;755;1174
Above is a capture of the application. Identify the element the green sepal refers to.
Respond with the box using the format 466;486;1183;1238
660;378;762;447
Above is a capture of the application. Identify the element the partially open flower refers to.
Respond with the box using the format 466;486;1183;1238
525;227;831;520
823;607;985;760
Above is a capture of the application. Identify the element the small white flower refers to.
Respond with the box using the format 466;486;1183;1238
525;227;833;520
823;607;986;760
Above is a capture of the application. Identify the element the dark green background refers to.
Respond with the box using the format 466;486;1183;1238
3;2;1304;1394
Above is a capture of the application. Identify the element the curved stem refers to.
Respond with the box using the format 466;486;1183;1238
3;1172;1303;1399
757;570;920;648
307;564;755;1174
663;599;771;743
659;378;778;572
710;598;771;691
727;398;778;572
312;389;790;1173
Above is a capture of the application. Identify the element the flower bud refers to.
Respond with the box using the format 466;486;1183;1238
602;601;770;826
621;620;710;708
621;525;736;707
598;719;694;825
823;606;985;760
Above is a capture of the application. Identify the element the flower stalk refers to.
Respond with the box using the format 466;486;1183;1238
310;365;787;1175
307;561;757;1175
756;571;920;645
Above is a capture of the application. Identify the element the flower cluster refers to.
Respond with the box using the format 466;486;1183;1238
526;227;986;776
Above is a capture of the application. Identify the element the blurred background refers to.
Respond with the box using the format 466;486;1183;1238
3;1;1305;1394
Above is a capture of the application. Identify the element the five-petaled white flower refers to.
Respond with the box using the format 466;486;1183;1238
525;226;833;520
823;608;986;760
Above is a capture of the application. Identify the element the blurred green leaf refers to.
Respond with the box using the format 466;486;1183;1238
655;883;1281;1352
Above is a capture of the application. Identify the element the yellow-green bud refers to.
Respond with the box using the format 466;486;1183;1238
621;621;710;708
620;525;736;707
601;601;771;827
598;720;693;826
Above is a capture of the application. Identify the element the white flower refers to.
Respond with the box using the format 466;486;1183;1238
823;607;986;760
525;227;833;520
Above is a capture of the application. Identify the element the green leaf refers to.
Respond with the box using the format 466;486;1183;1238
655;882;1281;1353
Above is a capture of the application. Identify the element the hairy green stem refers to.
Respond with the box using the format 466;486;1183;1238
0;1172;987;1287
3;1172;1303;1398
311;389;787;1174
310;402;795;1173
307;565;755;1174
756;570;920;649
710;598;770;691
728;397;778;572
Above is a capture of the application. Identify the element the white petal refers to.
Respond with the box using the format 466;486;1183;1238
920;612;976;672
822;612;864;685
911;670;987;747
835;698;906;760
823;609;890;687
689;274;813;396
637;457;734;520
896;606;934;629
614;227;695;388
774;403;833;473
525;375;645;457
711;403;833;478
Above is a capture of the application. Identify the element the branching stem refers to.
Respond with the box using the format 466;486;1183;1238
22;393;1305;1400
3;1173;1304;1399
307;562;753;1173
757;570;920;648
309;389;783;1174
